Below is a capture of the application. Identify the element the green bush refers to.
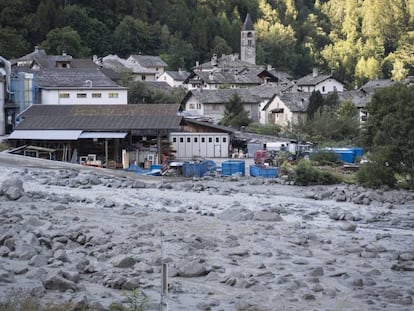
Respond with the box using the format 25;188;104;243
0;293;75;311
309;151;340;165
109;290;149;311
292;159;341;186
356;161;396;189
246;122;282;136
0;141;9;152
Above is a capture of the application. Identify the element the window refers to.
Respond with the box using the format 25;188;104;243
109;93;119;98
141;76;146;81
208;137;212;143
196;103;201;109
201;137;205;143
59;93;69;98
189;103;195;109
187;137;191;143
215;137;219;143
180;137;184;143
194;137;198;143
223;137;227;143
77;93;87;98
92;93;102;98
172;137;177;143
322;86;325;92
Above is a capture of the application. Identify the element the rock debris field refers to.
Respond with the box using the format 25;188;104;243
0;156;413;311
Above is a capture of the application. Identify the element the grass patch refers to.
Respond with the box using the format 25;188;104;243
0;293;75;311
0;141;9;152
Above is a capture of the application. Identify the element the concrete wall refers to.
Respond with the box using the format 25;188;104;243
41;89;128;105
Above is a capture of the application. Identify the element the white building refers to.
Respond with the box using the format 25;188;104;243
295;69;344;94
34;68;127;105
157;70;190;87
170;132;230;158
127;55;167;81
261;92;310;128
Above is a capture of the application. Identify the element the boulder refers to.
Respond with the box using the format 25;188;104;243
43;273;77;292
253;211;283;222
177;260;208;277
111;255;136;268
0;268;14;283
218;208;254;222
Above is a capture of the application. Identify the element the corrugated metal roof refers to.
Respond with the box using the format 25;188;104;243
8;130;82;140
34;68;119;88
16;104;182;131
79;132;127;139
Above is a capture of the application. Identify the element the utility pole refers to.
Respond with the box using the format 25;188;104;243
160;233;168;311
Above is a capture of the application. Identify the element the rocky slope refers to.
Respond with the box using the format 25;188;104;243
0;161;413;310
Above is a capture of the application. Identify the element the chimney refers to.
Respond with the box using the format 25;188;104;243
267;64;272;71
292;80;298;93
211;54;218;66
312;68;318;77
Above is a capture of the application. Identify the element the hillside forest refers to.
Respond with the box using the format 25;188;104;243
0;0;413;88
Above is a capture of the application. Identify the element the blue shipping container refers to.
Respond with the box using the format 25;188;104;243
249;165;278;178
221;160;245;176
330;148;356;163
351;147;364;157
183;161;209;177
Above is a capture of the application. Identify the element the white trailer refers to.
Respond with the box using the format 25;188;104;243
170;132;229;159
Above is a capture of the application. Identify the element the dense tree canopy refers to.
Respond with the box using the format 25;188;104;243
359;83;414;188
219;94;252;129
0;0;412;85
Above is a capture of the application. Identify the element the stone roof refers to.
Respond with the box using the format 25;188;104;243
248;83;287;99
242;14;254;31
186;69;263;85
100;55;154;74
183;88;262;105
33;68;121;88
360;79;395;93
337;90;371;108
195;54;260;71
278;92;311;112
16;104;182;131
15;48;47;62
129;55;167;68
164;70;190;81
296;72;333;86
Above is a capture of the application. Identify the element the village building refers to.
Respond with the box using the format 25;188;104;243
262;92;311;128
181;88;263;124
97;54;167;82
240;13;256;65
170;119;236;158
294;68;344;94
7;104;182;167
183;68;264;90
126;55;167;80
157;70;190;88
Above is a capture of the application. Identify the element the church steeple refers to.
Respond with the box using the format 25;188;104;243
240;13;256;65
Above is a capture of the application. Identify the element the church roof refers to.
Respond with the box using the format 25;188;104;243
242;14;254;31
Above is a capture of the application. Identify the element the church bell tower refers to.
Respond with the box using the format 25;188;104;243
240;13;256;65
